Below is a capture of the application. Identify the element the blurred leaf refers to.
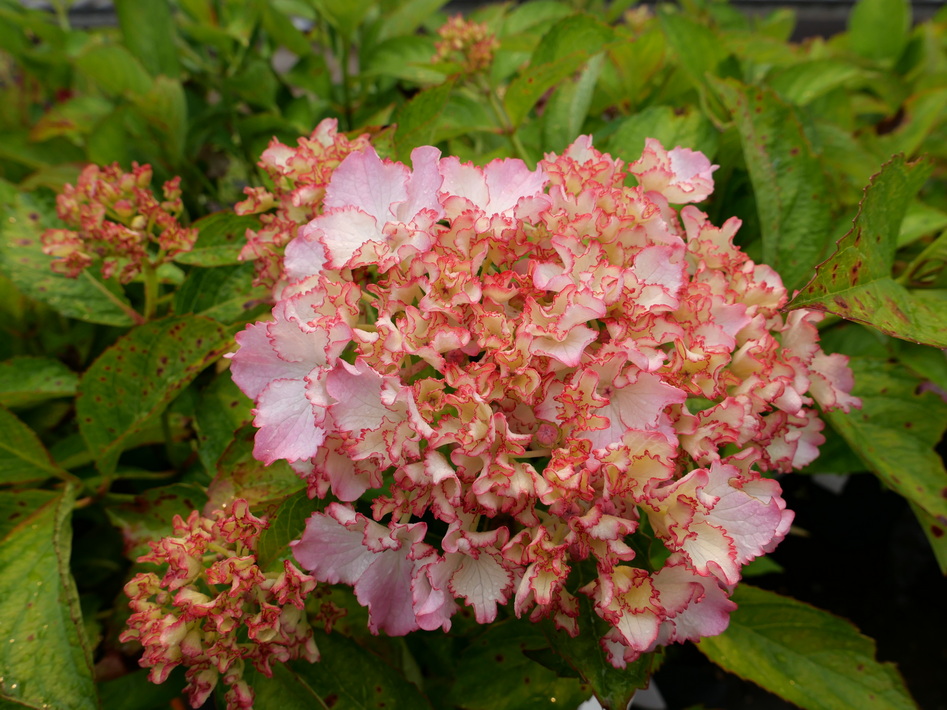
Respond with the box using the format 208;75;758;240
130;76;188;162
793;155;945;346
260;2;312;56
504;14;615;128
715;79;835;293
541;54;603;153
607;105;719;164
0;356;78;409
0;182;136;326
0;131;85;170
98;668;187;710
875;87;947;158
173;262;269;324
767;59;865;106
898;200;947;247
246;631;435;709
0;404;68;485
377;0;450;41
848;0;911;64
256;489;325;571
450;620;590;710
657;7;728;99
309;0;374;40
699;584;917;710
74;44;154;96
0;485;97;710
392;81;456;163
105;482;208;560
28;96;114;143
825;356;947;530
175;212;259;267
224;58;279;109
76;315;231;475
115;0;181;78
542;595;652;709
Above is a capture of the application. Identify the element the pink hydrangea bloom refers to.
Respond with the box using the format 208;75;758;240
229;135;858;664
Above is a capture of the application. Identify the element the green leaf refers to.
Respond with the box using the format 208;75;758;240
174;212;259;267
194;373;252;476
848;0;911;64
540;54;603;153
256;489;325;571
898;200;947;248
656;7;728;106
76;315;231;475
908;501;947;575
606;105;719;165
0;485;97;710
376;0;449;41
714;79;834;293
449;620;590;710
0;356;78;408
99;668;187;710
0;183;137;326
130;76;188;162
74;44;154;96
699;584;917;710
248;631;434;709
114;0;181;78
792;155;946;346
206;425;304;512
767;59;866;106
0;404;68;485
105;482;208;560
174;262;269;324
392;81;456;163
308;0;374;40
541;594;652;709
824;356;947;529
28;96;114;143
504;14;615;128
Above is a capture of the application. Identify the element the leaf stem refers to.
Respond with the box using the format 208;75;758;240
80;272;145;325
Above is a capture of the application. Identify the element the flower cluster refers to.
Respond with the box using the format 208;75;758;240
229;135;858;666
433;15;499;75
235;119;372;291
121;500;319;709
41;162;196;283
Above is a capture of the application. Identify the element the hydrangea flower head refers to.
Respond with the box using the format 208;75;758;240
229;135;858;665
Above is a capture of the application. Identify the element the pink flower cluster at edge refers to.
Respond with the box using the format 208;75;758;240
120;500;319;710
228;125;860;667
41;162;196;283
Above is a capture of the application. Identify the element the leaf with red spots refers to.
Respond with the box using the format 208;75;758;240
792;155;946;347
0;181;136;326
825;357;947;555
713;79;835;293
0;484;97;710
699;584;917;710
244;630;434;709
76;315;230;476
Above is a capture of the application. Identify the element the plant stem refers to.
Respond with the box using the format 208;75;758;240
480;78;531;164
81;272;145;325
142;261;160;321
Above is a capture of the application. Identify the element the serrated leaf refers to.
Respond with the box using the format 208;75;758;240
0;183;137;326
0;356;78;408
77;315;231;475
791;155;946;346
392;81;456;163
824;356;947;528
105;482;208;560
174;211;259;267
0;485;97;710
256;489;325;571
541;594;653;709
0;404;68;485
247;631;434;709
699;584;917;710
504;14;615;128
449;620;590;710
714;79;834;293
174;262;269;323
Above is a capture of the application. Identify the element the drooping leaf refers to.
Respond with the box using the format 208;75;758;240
0;485;97;710
824;356;947;532
173;212;259;267
449;620;590;710
541;594;653;709
246;631;435;709
504;14;615;128
0;183;137;326
76;315;231;475
0;356;78;409
792;155;945;346
0;404;68;485
714;79;835;293
699;584;917;710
